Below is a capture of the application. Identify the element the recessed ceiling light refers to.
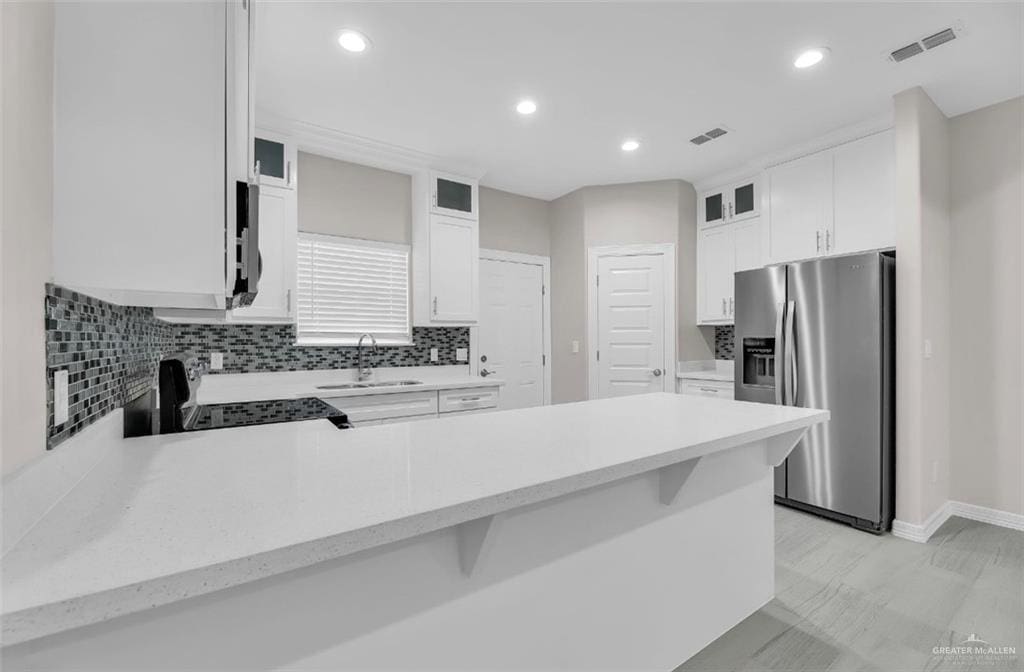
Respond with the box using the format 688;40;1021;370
338;30;370;53
794;47;828;69
516;99;537;115
621;139;640;152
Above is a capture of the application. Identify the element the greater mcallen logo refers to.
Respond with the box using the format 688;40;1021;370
933;633;1017;661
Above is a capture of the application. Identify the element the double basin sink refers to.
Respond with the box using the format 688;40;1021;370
316;380;423;391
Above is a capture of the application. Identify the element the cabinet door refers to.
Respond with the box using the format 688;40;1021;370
429;215;478;322
729;179;760;222
832;130;895;255
254;134;297;189
766;152;833;264
230;185;296;322
699;226;735;322
733;218;762;273
430;171;478;220
700;190;726;227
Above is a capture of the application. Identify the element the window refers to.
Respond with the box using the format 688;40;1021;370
296;233;411;345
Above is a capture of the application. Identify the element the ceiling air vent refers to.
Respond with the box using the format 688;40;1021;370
890;42;924;63
690;127;729;146
922;28;957;50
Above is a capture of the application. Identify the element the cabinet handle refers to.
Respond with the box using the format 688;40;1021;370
826;230;831;252
286;160;292;186
729;297;734;315
286;289;291;313
816;231;822;253
700;387;720;393
728;202;733;219
433;297;438;316
458;396;483;403
432;192;438;207
722;298;727;316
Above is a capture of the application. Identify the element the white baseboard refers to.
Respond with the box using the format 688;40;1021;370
892;502;953;543
892;500;1024;543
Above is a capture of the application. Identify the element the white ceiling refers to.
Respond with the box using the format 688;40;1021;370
256;2;1023;200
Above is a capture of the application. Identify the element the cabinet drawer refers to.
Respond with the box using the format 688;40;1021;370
438;387;499;413
679;381;734;399
320;391;438;423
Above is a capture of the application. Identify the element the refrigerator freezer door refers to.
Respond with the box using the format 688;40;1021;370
786;253;884;524
734;265;787;496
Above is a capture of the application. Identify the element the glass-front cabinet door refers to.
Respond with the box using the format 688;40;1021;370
254;133;297;189
729;179;759;222
701;190;725;227
430;171;478;220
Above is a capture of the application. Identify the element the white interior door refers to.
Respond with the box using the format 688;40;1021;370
478;258;545;409
596;254;667;398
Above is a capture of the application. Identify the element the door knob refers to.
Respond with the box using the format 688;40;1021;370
480;368;492;377
653;369;663;377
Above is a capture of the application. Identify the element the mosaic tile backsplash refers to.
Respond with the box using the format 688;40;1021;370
714;326;735;360
44;284;469;449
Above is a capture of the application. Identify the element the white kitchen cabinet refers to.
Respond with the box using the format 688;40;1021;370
429;171;479;221
832;130;895;255
699;176;760;228
765;130;894;265
53;0;253;309
412;171;480;326
697;218;762;325
254;132;298;190
228;185;296;322
322;387;501;425
678;380;734;399
765;151;833;264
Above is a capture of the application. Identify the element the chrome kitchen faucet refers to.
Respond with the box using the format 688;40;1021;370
357;333;379;382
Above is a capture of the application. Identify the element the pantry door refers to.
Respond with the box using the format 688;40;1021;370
474;251;550;409
589;245;676;399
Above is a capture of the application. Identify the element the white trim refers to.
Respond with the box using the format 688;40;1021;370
586;243;677;401
892;502;953;544
256;108;487;180
470;249;552;406
892;500;1024;544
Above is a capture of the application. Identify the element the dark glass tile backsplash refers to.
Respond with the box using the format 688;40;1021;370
44;284;469;450
715;326;735;360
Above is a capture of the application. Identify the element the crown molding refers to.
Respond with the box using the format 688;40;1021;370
256;109;487;180
693;112;894;193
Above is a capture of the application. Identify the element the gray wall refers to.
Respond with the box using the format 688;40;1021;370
548;189;588;403
478;186;549;256
949;96;1023;516
2;1;54;475
297;152;412;243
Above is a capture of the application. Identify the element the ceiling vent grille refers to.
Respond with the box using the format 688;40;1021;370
690;127;728;146
889;23;962;63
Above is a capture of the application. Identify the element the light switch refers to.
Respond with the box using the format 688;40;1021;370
430;348;439;362
54;370;69;426
210;352;224;370
456;347;468;362
572;340;580;354
923;339;933;359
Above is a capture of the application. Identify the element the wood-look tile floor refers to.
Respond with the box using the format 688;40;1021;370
676;507;1023;672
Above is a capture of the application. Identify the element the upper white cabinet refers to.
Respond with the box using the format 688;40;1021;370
429;171;479;221
832;131;895;255
699;176;760;228
412;172;480;326
253;132;298;190
697;217;762;325
53;0;253;309
765;130;894;264
227;184;297;322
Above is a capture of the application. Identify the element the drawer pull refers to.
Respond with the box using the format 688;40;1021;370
700;387;720;393
458;396;483;402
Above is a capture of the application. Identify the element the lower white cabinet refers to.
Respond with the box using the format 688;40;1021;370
322;386;500;426
697;218;761;325
677;379;734;399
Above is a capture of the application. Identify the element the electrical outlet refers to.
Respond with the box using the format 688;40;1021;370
210;352;224;370
430;348;439;362
54;370;69;426
572;340;580;354
456;347;468;362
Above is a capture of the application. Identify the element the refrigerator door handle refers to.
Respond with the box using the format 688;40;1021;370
785;300;797;406
774;302;786;405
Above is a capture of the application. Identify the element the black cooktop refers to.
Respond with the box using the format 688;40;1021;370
184;397;350;432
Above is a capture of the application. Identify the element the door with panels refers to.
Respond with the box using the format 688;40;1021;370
595;253;667;398
477;257;546;410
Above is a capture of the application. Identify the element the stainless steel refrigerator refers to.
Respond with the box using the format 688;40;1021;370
734;251;895;533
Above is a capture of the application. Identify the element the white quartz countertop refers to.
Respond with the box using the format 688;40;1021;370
1;394;827;645
196;366;503;405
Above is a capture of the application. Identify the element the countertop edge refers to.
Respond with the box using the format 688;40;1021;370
0;409;827;646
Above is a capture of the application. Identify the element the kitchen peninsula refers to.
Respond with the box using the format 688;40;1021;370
3;393;827;670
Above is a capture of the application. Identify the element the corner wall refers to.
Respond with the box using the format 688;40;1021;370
1;1;54;476
893;87;952;526
949;96;1023;516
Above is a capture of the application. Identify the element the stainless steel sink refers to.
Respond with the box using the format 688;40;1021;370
317;380;422;390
